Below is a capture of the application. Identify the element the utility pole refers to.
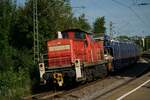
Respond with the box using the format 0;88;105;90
33;0;39;64
14;0;17;7
109;21;113;39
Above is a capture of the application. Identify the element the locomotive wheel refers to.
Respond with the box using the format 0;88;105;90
96;64;108;79
101;64;108;78
85;68;93;82
84;64;108;82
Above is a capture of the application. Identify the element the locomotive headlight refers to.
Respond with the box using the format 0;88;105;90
48;45;70;51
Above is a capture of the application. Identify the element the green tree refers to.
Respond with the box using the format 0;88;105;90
144;36;150;50
10;0;75;50
11;0;91;51
77;14;91;31
0;0;32;98
0;0;14;71
116;35;130;41
93;16;106;36
0;0;92;98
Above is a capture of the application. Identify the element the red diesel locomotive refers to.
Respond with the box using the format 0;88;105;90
39;29;108;86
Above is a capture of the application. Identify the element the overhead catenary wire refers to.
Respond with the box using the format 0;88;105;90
89;0;137;36
112;0;149;28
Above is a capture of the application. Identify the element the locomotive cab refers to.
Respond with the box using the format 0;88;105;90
58;29;86;40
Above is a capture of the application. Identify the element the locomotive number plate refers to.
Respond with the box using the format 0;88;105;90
48;45;70;51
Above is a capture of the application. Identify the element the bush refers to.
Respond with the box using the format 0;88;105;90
0;49;34;99
0;69;31;99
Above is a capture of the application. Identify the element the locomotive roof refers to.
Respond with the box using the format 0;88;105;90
61;29;92;34
111;39;133;44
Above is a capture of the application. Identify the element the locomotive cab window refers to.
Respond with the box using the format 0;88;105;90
75;32;86;39
104;48;113;56
109;48;113;56
104;48;108;54
61;32;69;38
55;32;69;39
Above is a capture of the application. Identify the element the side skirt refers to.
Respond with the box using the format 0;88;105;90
113;57;138;71
83;64;107;82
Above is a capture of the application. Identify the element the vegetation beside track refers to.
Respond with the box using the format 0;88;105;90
0;0;105;99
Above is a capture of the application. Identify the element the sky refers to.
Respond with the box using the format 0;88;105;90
70;0;150;36
17;0;150;36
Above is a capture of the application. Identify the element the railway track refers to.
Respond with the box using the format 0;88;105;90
22;76;107;100
22;57;149;100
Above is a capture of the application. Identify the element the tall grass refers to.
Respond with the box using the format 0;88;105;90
0;68;31;99
0;49;35;99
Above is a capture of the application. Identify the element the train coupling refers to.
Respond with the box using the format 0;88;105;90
53;73;64;86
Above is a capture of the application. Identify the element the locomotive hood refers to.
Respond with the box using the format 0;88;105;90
47;39;72;68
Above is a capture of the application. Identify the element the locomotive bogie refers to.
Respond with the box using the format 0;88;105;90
42;66;76;86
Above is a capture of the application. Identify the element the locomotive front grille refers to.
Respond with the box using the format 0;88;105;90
47;43;71;68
